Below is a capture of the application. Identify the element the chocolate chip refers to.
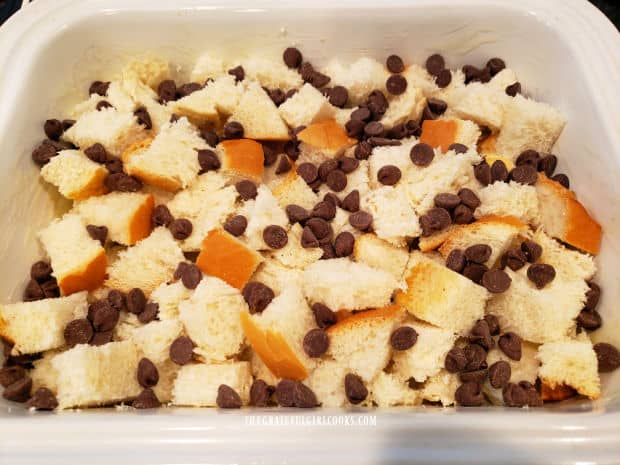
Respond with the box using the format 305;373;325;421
510;165;538;185
385;123;408;140
242;282;275;314
323;193;341;208
169;113;181;123
426;207;452;233
296;163;318;184
390;326;418;351
137;358;159;388
105;156;123;174
594;343;620;373
152;205;174;228
474;162;491;186
462;65;482;83
328;86;349;108
501;249;527;271
64;318;93;347
26;387;58;410
469;319;494;350
490;160;509;183
132;106;153;130
577;309;602;333
445;347;468;373
311;201;336;222
349;211;373;231
481;269;511;293
316;160;337;182
502;382;527;407
551;173;570;188
326;169;347;192
177;82;202;98
334;232;355;257
377;165;402;186
488;361;511;389
275;380;305;407
86;224;107;246
486;58;506;76
346;118;365;138
455;381;483;406
3;377;32;403
275;155;292;174
250;379;274;407
537;155;557;177
339;157;359;174
126;288;146;315
386;74;407;95
31;140;59;166
320;243;336;260
435;69;452;88
96;100;113;111
223;121;244;139
526;263;555;289
448;143;469;154
425;54;445;77
84;143;108;164
464;343;487;371
169;218;193;240
498;332;522;361
90;330;113;346
453;204;474;225
0;366;26;388
585;282;601;310
505;82;521;97
30;261;52;283
427;98;448;116
92;301;119;332
410;143;435;166
233;180;257;201
87;299;108;322
105;290;124;312
434;193;461;210
464;244;492;264
138;302;159;324
520;240;542;263
105;173;143;192
224;215;248;237
445;249;466;273
306;218;333;244
263;225;288;249
386;55;405;73
515;150;539;168
283;47;303;68
195;149;220;174
40;278;59;299
354;141;372;160
180;264;202;290
43;119;63;141
199;128;219;147
132;388;160;409
283;205;307;225
341;190;360;212
459;369;488;384
364;121;384;137
89;80;110;96
312;303;337;329
301;62;320;84
351;107;372;121
170;336;194;365
303;328;329;358
367;89;390;118
484;314;500;336
344;373;368;405
227;65;245;83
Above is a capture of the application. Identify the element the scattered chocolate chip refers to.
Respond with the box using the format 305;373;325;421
435;69;452;88
227;65;245;82
89;80;110;96
446;249;466;273
526;263;555;289
460;369;488;384
105;173;143;192
107;289;125;311
486;58;506;76
170;336;194;365
90;330;114;346
469;319;494;350
103;156;122;174
498;332;522;361
386;74;407;95
84;143;108;164
275;155;292;174
344;373;368;405
30;261;52;283
462;65;482;83
303;328;329;357
263;225;288;249
64;318;93;347
320;243;336;260
317;160;338;182
235;180;257;201
199;128;219;147
364;121;384;137
126;288;146;315
137;358;159;388
169;114;181;123
223;121;244;139
474;162;491;186
250;379;274;407
180;264;202;290
537;154;557;177
26;387;58;410
306;218;333;243
138;302;159;324
488;361;511;389
502;382;527;407
515;150;540;167
133;388;160;409
177;82;202;98
463;263;488;284
455;381;483;406
286;205;309;224
339;157;359;174
312;201;336;221
445;347;468;373
481;269;511;293
351;107;372;122
224;215;248;237
354;141;372;160
297;163;319;184
448;143;469;154
86;224;107;246
410;143;435;167
390;326;418;351
328;86;349;108
0;366;26;387
464;343;488;372
434;193;461;210
326;169;347;192
283;47;303;68
133;106;152;130
96;100;113;111
551;173;570;188
169;218;193;240
91;301;119;332
43;119;63;141
453;204;474;225
39;279;58;299
594;343;620;373
295;381;320;408
464;244;492;264
386;54;405;73
427;98;448;116
490;160;509;183
585;282;601;310
334;232;355;257
174;262;190;281
196;149;220;174
323;193;341;208
308;68;331;88
425;54;445;77
484;314;501;336
377;165;402;186
510;165;538;185
520;240;542;263
367;90;389;118
258;144;276;168
505;82;521;97
276;379;314;408
341;190;360;212
151;205;174;228
349;211;373;231
31;140;59;166
242;282;275;314
3;377;32;403
346;118;365;138
501;249;527;271
312;303;337;329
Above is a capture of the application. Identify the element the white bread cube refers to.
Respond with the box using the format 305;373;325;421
271;223;323;269
327;305;405;382
450;82;506;130
303;258;399;311
105;227;185;295
70;81;135;117
395;251;490;335
419;118;481;154
178;276;247;362
474;181;540;226
271;171;319;210
50;341;142;409
368;139;417;189
242;56;303;90
39;213;108;295
370;371;421;407
421;370;459;406
334;107;355;127
322;57;390;105
297;119;357;162
353;233;410;281
127;319;184;364
119;76;173;133
40;149;108;200
278;83;336;128
190;52;226;82
331;206;362;239
63;107;145;157
438;216;529;268
250;350;280;386
250;259;304;296
392;319;457;383
239;185;289;251
537;339;600;399
113;311;142;342
361;186;421;247
166;172;238;251
123;117;208;192
122;56;170;90
488;68;519;93
305;360;349;407
172;361;252;407
31;351;60;393
495;95;566;160
149;281;193;321
402;64;439;98
153;360;180;403
381;85;426;128
73;192;154;246
532;229;596;282
228;81;289;140
535;173;602;255
0;292;88;355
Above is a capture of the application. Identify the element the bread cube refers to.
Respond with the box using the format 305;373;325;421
353;233;410;281
271;170;319;210
531;229;596;282
271;223;323;269
40;150;108;200
127;319;184;364
297;119;357;162
402;64;439;97
421;370;459;406
122;56;171;90
368;139;417;189
153;359;180;403
321;57;389;105
120;76;173;133
450;82;506;130
370;371;421;407
419;118;481;153
474;181;540;226
249;259;304;296
250;350;280;386
238;185;288;251
242;56;303;90
190;52;227;82
278;83;336;128
149;281;193;321
305;360;349;407
381;85;426;128
219;138;264;183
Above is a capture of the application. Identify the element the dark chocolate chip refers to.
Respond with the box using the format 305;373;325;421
594;343;620;373
349;211;373;231
96;100;113;111
275;155;292;174
425;54;445;77
180;264;202;290
427;207;452;231
486;58;506;76
26;387;58;410
334;232;355;257
235;180;258;201
107;289;125;311
469;319;494;350
488;361;511;389
463;263;488;284
455;381;483;406
377;165;402;185
464;343;488;372
386;55;405;73
286;205;309;224
445;347;468;373
328;86;349;108
84;143;108;164
446;249;466;273
86;225;107;246
283;47;303;68
510;165;538;185
453;204;474;224
90;330;113;346
0;366;26;388
516;150;540;167
551;173;570;188
367;90;389;118
538;155;557;177
427;98;448;115
435;69;452;88
275;379;296;407
242;282;275;314
91;301;119;332
306;217;333;243
434;193;461;210
312;303;337;329
64;318;93;347
585;282;601;311
364;121;384;137
223;121;244;139
196;149;220;174
386;74;407;95
344;373;368;405
200;128;219;147
224;215;248;237
293;381;319;408
501;249;527;271
152;204;174;227
464;244;492;264
105;156;123;174
346;118;365;138
30;261;52;283
490;160;509;183
520;240;542;263
300;226;319;249
303;328;329;357
354;141;372;160
133;388;160;409
498;332;522;361
227;65;245;82
351;107;372;121
312;201;337;221
502;382;527;407
481;269;511;293
320;243;336;260
505;82;521;97
138;302;159;324
323;193;341;208
170;336;194;365
134;106;152;130
250;379;274;407
43;119;63;141
263;225;288;249
177;82;202;98
318;160;338;181
390;326;418;351
326;169;347;192
126;288;146;315
339;157;359;174
31;140;59;166
462;65;481;84
3;377;32;403
459;369;488;384
169;218;193;240
89;80;110;96
297;163;319;184
474;162;491;186
261;143;277;166
448;143;469;154
341;190;360;212
105;173;143;192
484;314;501;336
137;357;159;388
526;263;555;289
410;143;434;167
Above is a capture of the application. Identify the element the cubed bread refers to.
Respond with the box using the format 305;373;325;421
178;276;247;362
327;305;405;382
120;76;173;133
402;64;439;97
196;229;263;290
537;339;600;399
238;185;288;251
368;139;417;189
172;361;252;407
49;341;142;409
297;119;357;162
153;359;180;403
531;229;596;282
31;351;60;393
370;371;421;407
190;52;226;82
40;149;108;200
62;107;145;157
305;360;349;407
39;213;108;295
271;170;319;210
166;172;238;251
249;259;304;295
488;68;519;93
122;56;170;90
242;56;303;91
495;95;566;160
474;181;540;226
438;216;529;267
303;258;399;311
278;83;336;128
219;138;264;183
228;81;290;140
449;82;506;130
392;319;457;383
395;251;489;335
241;286;316;380
334;107;355;127
321;57;389;105
535;173;602;255
123;117;208;191
73;192;154;246
250;350;280;386
419;119;481;153
421;370;459;406
0;292;88;355
105;227;184;295
149;281;193;321
381;85;426;129
361;186;421;246
353;233;410;281
271;223;323;269
126;319;184;364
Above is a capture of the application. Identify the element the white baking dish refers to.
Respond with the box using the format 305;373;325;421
0;0;619;463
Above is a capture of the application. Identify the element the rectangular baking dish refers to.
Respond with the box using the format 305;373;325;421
0;0;619;464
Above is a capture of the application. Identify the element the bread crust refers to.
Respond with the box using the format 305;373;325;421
420;119;457;153
58;249;108;295
297;119;357;155
128;193;155;244
220;139;264;182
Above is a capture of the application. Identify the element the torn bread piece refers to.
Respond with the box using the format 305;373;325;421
242;56;304;90
126;319;184;364
190;52;226;83
449;82;506;130
121;56;171;90
238;185;288;251
370;371;421;407
271;223;323;269
149;281;193;321
368;139;417;189
297;119;357;163
271;170;319;210
353;233;410;281
249;259;304;296
219;138;264;183
421;370;460;406
531;229;596;282
40;149;108;200
419;118;481;153
278;83;336;129
321;57;390;105
305;360;349;407
474;181;540;226
381;85;426;129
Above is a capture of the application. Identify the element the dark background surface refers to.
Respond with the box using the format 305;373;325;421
0;0;619;27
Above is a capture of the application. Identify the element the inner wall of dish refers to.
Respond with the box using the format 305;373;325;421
0;3;618;407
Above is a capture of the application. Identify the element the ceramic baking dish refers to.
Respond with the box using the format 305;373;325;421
0;0;619;463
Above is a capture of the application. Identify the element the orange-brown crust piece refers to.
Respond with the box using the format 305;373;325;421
240;312;308;380
327;305;404;334
121;138;153;164
128;194;155;245
196;229;262;290
71;168;108;200
477;132;497;157
297;119;357;153
420;119;457;153
58;249;108;295
540;382;576;402
220;139;264;182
